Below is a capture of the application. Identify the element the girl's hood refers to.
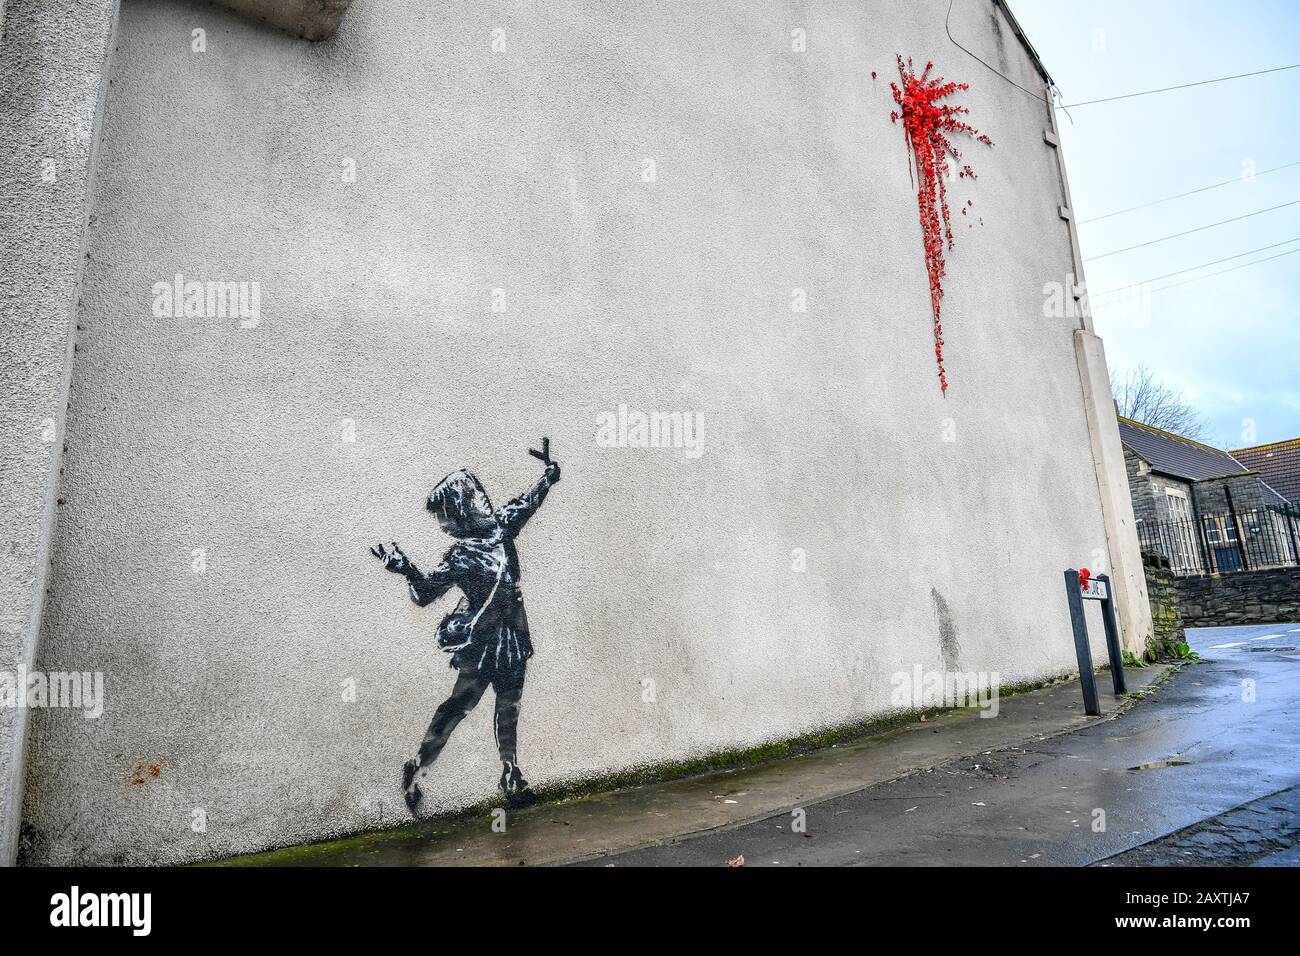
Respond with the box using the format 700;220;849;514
426;469;495;537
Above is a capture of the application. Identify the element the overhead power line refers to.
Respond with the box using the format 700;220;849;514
944;0;1048;103
1090;237;1300;299
1084;199;1300;261
1091;248;1300;304
1079;161;1300;225
1058;63;1300;109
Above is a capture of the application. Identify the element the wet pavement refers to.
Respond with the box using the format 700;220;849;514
584;623;1300;866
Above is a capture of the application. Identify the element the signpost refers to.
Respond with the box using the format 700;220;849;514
1063;570;1127;716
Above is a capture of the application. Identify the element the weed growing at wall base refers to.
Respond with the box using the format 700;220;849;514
0;667;104;718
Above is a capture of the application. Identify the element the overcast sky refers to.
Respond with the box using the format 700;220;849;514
1006;0;1299;449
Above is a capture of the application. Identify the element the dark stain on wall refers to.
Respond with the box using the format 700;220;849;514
988;1;1012;74
932;588;961;671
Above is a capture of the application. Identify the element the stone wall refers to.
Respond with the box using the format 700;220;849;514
1174;567;1300;629
1122;447;1202;524
1142;553;1186;651
1150;474;1195;522
1124;448;1159;526
1193;473;1276;514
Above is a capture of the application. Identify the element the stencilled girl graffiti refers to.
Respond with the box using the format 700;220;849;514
372;440;560;813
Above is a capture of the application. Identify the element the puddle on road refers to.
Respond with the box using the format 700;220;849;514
1127;760;1193;771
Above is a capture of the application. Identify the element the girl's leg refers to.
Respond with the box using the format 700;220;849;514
492;670;525;764
416;671;488;768
492;668;535;806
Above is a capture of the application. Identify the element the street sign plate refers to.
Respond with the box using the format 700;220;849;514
1080;578;1109;601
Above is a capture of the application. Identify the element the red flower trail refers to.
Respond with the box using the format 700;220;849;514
889;56;993;394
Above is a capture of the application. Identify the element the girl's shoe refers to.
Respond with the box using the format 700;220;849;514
498;761;536;808
402;759;422;813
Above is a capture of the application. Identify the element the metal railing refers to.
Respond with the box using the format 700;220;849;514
1137;504;1300;576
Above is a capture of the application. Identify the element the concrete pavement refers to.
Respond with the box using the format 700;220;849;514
220;662;1171;866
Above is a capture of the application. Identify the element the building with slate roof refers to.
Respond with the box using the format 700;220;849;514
1119;418;1299;573
1231;438;1300;508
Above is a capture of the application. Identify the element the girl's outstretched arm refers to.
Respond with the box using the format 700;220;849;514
498;461;560;535
370;542;457;606
407;560;458;607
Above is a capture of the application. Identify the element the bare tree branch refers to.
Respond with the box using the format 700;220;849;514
1111;365;1209;441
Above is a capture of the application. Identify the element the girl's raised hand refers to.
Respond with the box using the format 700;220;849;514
370;541;412;574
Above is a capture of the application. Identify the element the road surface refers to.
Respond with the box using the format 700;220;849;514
588;623;1300;866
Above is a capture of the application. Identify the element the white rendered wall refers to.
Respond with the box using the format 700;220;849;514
19;0;1118;864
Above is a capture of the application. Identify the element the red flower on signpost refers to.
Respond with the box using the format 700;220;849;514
888;56;993;394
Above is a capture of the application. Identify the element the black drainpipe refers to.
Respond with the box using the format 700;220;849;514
1189;484;1213;574
1224;486;1250;572
1285;503;1300;566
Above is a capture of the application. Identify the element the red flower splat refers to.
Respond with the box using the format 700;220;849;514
888;56;993;394
1078;568;1092;591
